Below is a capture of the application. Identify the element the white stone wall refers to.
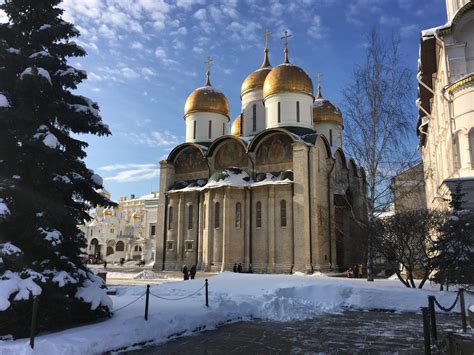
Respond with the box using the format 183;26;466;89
185;112;228;143
446;0;471;22
265;93;313;129
314;122;343;149
241;89;266;137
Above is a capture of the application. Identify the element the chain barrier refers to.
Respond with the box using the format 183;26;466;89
464;289;474;295
150;285;205;301
112;293;145;313
433;290;460;312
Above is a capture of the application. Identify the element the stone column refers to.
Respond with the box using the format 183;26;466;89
244;188;251;269
221;188;228;272
268;185;276;272
176;193;184;270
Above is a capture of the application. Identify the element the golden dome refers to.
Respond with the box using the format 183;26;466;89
263;64;313;99
184;63;230;119
230;115;242;136
184;86;230;119
240;48;272;97
313;86;343;126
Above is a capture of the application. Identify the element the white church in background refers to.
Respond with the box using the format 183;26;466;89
418;0;474;210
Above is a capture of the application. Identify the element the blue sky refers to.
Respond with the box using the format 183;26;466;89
18;0;448;199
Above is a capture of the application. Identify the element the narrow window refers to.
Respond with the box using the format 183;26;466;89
188;205;193;230
167;241;174;251
278;102;281;123
296;101;300;122
280;200;287;227
235;202;241;229
454;135;461;170
256;201;262;228
329;129;333;146
150;224;156;236
215;202;220;229
168;206;173;230
185;241;193;251
223;122;225;135
253;104;257;132
208;120;212;139
193;120;196;139
469;129;474;168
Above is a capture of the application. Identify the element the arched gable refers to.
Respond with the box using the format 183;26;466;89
314;134;331;158
212;138;249;170
206;135;247;156
348;158;359;177
167;143;208;175
247;127;300;152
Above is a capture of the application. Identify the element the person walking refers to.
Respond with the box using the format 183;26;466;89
190;264;197;280
182;264;189;280
237;263;243;273
357;263;363;278
346;267;353;278
353;264;359;278
233;263;237;272
103;260;107;269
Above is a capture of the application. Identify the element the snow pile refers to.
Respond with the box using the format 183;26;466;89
75;273;111;311
69;96;100;118
38;228;62;246
0;93;10;108
47;270;78;287
0;271;42;311
29;51;51;59
20;67;52;85
0;242;22;256
133;270;169;280
33;125;59;149
206;168;250;188
1;273;472;354
0;199;11;220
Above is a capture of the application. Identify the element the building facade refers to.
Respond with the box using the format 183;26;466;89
153;38;368;274
418;0;474;210
80;191;159;264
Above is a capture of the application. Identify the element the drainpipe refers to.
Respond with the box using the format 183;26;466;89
327;158;335;271
161;194;168;270
307;147;313;272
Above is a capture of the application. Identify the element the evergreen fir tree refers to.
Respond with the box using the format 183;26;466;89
0;0;115;337
431;183;474;288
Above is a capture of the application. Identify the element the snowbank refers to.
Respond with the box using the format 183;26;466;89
1;273;472;354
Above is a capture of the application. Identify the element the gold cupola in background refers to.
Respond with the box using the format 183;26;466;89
240;30;273;98
263;31;313;99
184;57;230;119
312;75;343;126
230;114;242;136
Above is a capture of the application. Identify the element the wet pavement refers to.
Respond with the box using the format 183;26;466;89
124;310;462;354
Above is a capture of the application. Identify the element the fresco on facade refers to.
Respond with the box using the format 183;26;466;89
215;140;247;169
256;134;293;165
174;147;207;174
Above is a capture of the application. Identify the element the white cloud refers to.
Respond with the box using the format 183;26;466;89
155;47;178;65
131;41;144;50
193;46;204;54
124;130;180;147
400;24;419;38
176;0;206;9
379;15;401;26
121;67;139;79
193;8;207;20
100;163;159;183
141;67;156;76
307;15;323;39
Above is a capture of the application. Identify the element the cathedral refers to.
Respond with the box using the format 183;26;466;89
153;34;368;274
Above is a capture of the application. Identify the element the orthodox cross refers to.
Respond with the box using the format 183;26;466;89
264;29;271;49
204;56;212;86
281;31;292;63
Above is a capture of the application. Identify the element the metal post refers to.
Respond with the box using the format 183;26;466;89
205;279;209;307
145;284;150;321
422;307;431;355
428;296;437;344
459;289;467;332
29;296;39;349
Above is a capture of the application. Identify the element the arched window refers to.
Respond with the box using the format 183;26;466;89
188;204;193;230
168;206;173;230
278;102;281;123
106;246;114;256
280;200;287;227
256;201;262;228
116;241;125;252
252;104;257;132
469;129;474;168
235;202;241;229
193;120;196;139
215;202;220;229
296;101;300;122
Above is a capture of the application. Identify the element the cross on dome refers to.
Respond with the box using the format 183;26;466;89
261;29;271;68
204;56;213;86
281;30;292;64
316;72;323;99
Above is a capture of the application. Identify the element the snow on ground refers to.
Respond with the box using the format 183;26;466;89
1;273;472;355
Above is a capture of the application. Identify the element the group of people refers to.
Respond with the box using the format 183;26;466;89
182;264;197;280
346;263;364;278
233;263;243;273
